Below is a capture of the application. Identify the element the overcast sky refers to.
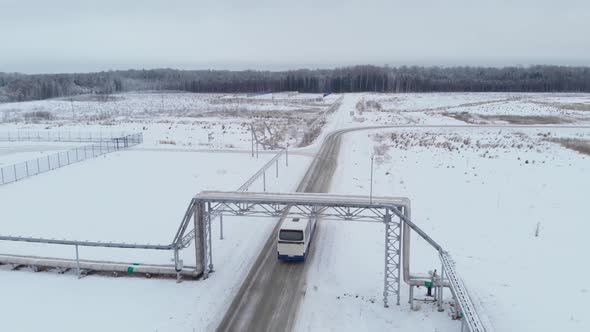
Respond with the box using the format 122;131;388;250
1;0;589;74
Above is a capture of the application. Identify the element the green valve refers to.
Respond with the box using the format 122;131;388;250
127;266;134;273
424;281;433;287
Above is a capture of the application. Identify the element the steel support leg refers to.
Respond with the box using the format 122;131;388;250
383;216;389;308
75;245;81;278
207;202;213;273
383;209;401;307
174;248;182;283
194;203;206;278
220;214;224;240
438;262;444;312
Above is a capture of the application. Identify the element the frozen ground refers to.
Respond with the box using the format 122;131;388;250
1;92;590;331
352;92;590;126
0;92;340;149
0;146;311;331
0;141;80;166
296;125;590;332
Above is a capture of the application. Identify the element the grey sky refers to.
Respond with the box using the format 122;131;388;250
1;0;589;73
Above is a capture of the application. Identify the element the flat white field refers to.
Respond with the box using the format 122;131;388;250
0;147;311;332
0;92;339;119
2;92;590;332
0;148;308;262
0;141;80;166
350;92;590;126
0;92;340;149
296;127;590;332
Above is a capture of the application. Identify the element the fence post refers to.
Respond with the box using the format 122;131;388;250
1;167;4;184
263;170;266;191
47;155;50;170
57;152;61;167
25;161;29;176
13;164;17;181
37;158;40;173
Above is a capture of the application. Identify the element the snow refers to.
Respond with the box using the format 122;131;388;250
295;93;590;331
344;93;590;126
0;145;311;331
1;91;590;331
0;92;340;149
0;92;331;118
297;122;590;331
0;141;79;166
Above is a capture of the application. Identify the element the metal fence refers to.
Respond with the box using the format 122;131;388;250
0;130;128;143
0;133;143;185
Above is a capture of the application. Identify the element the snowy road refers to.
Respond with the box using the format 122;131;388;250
216;124;345;332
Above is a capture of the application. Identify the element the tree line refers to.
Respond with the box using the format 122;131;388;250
1;65;590;102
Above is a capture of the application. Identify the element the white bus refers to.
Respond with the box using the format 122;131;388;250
277;217;317;261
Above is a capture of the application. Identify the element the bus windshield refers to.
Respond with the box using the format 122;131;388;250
279;230;303;241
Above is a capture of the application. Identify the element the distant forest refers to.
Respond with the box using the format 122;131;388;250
1;65;590;102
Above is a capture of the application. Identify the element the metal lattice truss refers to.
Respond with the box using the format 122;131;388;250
174;191;408;306
172;191;489;332
383;211;402;307
208;200;388;222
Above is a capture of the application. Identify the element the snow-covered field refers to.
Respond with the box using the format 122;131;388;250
297;126;590;331
352;92;590;126
0;92;340;149
0;138;311;331
0;141;80;166
1;91;590;331
295;93;590;332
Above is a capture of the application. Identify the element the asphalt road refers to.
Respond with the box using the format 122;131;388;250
216;129;344;332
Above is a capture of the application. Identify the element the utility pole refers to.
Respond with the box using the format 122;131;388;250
70;98;75;121
251;125;255;158
370;154;374;204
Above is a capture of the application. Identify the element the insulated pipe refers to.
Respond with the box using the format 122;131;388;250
0;254;200;277
403;205;412;285
0;235;172;250
399;203;450;287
